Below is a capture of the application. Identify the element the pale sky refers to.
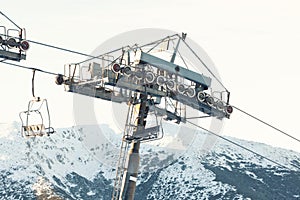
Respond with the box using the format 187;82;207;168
1;0;300;152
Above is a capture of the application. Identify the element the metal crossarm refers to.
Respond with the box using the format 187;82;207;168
138;52;212;89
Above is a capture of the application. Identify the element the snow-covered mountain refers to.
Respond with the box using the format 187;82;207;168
0;122;299;200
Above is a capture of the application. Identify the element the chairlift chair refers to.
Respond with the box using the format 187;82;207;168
19;97;54;137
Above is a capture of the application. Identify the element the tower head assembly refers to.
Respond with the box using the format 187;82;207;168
58;33;232;127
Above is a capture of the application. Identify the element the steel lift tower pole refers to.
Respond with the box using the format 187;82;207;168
118;37;186;199
119;93;148;200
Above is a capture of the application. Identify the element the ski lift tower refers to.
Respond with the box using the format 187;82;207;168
57;33;233;200
0;11;29;62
